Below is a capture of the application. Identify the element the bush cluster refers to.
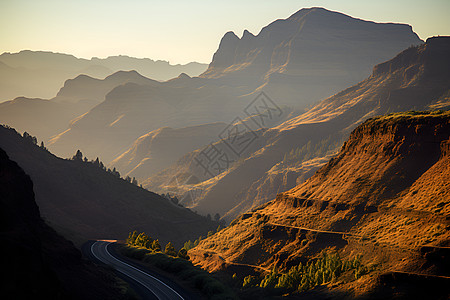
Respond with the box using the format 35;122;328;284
243;251;375;293
126;231;189;259
120;244;235;299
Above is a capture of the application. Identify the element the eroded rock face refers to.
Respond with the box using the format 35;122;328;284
289;113;450;206
190;112;450;298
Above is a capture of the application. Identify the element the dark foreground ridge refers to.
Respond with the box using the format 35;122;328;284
0;147;128;299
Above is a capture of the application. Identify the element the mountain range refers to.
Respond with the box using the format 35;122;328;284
0;50;207;100
1;6;449;299
145;36;450;221
42;7;422;165
0;70;160;143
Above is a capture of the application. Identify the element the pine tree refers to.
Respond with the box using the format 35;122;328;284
72;150;83;161
152;240;161;252
177;248;189;260
164;242;177;257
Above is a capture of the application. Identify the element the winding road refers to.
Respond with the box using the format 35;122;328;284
89;241;185;300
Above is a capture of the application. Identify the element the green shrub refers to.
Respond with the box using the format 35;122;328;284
255;251;373;294
242;275;259;288
120;245;236;299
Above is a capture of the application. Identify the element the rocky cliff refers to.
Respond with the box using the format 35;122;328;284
190;111;450;298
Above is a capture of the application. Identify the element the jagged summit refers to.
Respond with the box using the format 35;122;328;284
241;29;255;39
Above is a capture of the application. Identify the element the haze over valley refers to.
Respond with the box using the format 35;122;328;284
1;2;449;299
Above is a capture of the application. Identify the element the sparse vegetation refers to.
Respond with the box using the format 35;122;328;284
241;251;375;295
282;135;345;165
120;235;236;299
183;224;224;251
379;110;450;120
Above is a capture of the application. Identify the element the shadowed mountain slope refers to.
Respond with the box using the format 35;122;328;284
0;125;217;247
110;122;228;180
0;148;128;299
47;82;242;163
0;70;160;143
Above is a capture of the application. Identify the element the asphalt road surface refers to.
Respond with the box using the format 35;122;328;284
89;241;185;300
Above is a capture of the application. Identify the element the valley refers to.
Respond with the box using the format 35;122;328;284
1;4;448;299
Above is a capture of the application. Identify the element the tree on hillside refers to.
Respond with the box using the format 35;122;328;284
23;131;37;145
72;150;83;161
152;240;161;252
164;242;177;257
177;248;189;260
126;231;138;245
93;157;100;168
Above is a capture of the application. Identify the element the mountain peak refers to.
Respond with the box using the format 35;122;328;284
222;31;239;40
177;72;191;79
242;29;255;39
105;70;146;81
201;7;422;85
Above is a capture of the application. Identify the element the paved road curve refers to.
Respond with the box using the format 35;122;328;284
90;241;184;300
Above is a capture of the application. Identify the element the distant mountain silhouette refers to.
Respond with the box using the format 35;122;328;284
0;148;128;299
47;80;246;162
0;70;158;142
201;7;422;107
0;125;218;247
0;50;207;100
54;70;159;104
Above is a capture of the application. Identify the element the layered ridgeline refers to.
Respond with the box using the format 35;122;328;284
0;148;128;299
45;7;421;163
145;37;450;221
0;70;159;143
0;50;207;100
0;125;218;247
110;122;228;180
189;111;450;299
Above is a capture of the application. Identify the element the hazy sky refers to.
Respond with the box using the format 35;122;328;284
1;0;449;64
